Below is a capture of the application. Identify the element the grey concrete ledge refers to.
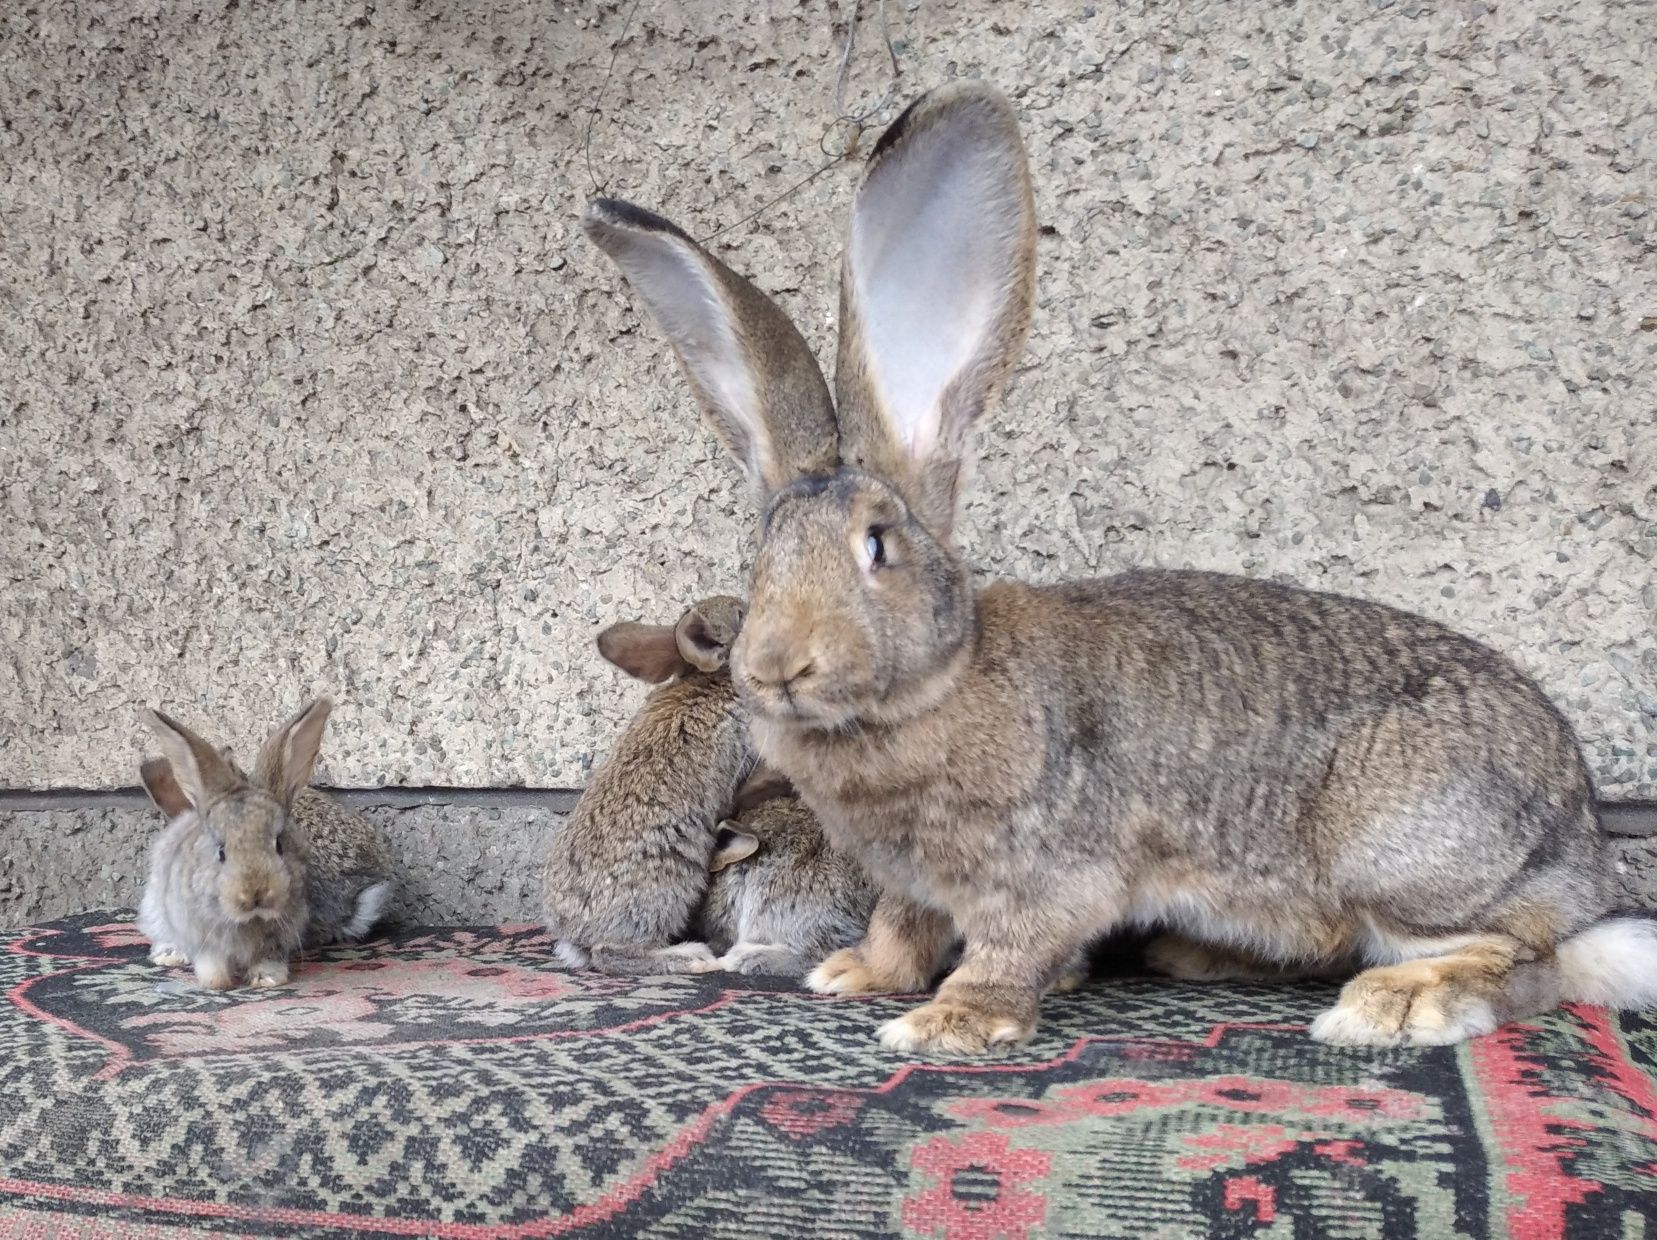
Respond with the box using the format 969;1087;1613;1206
0;787;585;814
3;788;1654;836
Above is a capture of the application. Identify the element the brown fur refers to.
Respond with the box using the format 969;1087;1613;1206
542;597;754;974
583;82;1636;1055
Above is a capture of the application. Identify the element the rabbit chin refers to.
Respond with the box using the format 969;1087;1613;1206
746;686;865;733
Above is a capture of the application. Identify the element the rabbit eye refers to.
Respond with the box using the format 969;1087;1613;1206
274;832;284;857
865;529;887;567
215;843;226;864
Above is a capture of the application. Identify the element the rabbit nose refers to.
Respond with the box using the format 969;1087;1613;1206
746;637;816;694
238;885;270;910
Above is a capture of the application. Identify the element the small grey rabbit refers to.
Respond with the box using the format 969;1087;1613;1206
696;769;877;977
543;596;753;974
137;697;394;989
583;81;1657;1054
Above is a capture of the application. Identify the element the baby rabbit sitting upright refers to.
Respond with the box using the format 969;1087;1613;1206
543;596;753;974
544;595;875;978
138;697;395;990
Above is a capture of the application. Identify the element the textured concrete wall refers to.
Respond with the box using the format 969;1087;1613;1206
3;1;1652;794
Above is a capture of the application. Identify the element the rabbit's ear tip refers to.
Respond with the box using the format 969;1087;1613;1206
870;81;1019;163
583;198;698;247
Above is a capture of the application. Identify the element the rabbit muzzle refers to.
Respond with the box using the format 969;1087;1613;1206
220;873;292;922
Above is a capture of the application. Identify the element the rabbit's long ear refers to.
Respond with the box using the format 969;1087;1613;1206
139;757;193;820
598;621;691;684
583;199;840;500
835;82;1037;537
255;696;332;807
143;710;243;809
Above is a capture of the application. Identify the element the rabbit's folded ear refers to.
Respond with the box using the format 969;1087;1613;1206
598;621;692;683
138;757;192;820
710;825;761;873
835;81;1037;537
143;709;243;809
674;597;744;672
255;696;332;807
582;198;840;500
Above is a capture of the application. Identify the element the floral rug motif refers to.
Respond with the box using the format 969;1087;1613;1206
2;913;1654;1238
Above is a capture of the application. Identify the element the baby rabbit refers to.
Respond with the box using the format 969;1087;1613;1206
543;596;752;974
138;697;394;989
583;81;1657;1055
696;767;877;978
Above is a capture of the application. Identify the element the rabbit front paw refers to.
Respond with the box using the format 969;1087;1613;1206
877;998;1033;1057
247;960;291;989
193;956;238;991
805;948;908;995
149;944;190;968
717;942;806;978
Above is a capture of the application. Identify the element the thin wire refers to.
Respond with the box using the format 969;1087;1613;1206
581;0;909;240
697;0;906;243
831;0;899;130
584;0;644;196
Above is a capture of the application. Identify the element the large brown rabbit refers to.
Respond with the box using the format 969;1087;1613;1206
580;82;1656;1055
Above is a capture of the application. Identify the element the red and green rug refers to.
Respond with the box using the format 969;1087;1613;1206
2;913;1654;1237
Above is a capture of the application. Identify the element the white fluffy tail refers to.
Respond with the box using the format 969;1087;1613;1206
554;939;591;969
343;881;393;942
1556;915;1657;1008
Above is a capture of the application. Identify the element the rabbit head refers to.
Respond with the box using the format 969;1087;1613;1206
582;83;1037;732
597;594;747;682
141;698;330;924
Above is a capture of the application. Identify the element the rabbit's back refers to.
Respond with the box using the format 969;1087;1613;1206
780;568;1605;961
544;672;749;947
293;789;395;944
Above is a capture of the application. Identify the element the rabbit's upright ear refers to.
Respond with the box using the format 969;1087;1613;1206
142;709;243;810
255;696;332;807
582;199;840;501
835;82;1037;538
139;757;192;820
598;621;692;684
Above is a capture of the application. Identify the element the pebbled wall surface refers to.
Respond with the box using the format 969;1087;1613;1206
3;1;1653;793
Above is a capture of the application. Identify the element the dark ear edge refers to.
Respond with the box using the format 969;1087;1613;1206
255;696;333;808
582;197;841;502
832;80;1037;537
143;708;243;807
139;757;193;819
709;825;761;873
597;621;693;683
674;611;728;673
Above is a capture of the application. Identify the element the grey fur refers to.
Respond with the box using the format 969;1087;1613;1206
697;796;877;977
137;699;395;990
544;596;877;979
293;787;398;947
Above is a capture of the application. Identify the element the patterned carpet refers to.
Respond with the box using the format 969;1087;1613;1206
2;914;1654;1238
